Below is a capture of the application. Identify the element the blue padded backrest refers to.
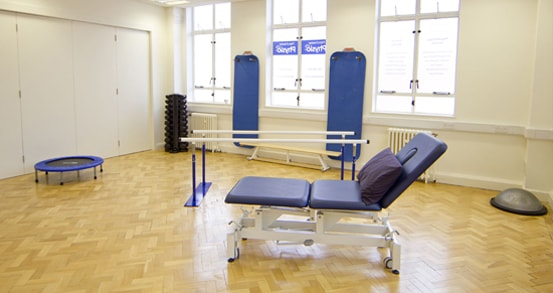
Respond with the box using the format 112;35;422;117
379;133;447;208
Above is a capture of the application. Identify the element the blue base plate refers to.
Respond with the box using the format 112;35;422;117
184;182;212;207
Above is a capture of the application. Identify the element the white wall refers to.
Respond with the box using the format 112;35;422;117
0;0;550;203
0;0;172;168
186;0;553;203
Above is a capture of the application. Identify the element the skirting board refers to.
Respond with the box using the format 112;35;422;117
438;172;553;206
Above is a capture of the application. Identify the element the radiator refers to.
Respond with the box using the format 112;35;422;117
388;128;434;183
190;113;219;151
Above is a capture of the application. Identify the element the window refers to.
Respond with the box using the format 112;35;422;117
374;0;460;116
269;0;327;109
190;3;231;104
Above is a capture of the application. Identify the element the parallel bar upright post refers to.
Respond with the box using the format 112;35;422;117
191;143;196;204
340;134;345;180
351;144;357;181
202;141;206;192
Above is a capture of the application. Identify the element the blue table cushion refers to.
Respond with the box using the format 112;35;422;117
225;176;311;208
309;180;382;211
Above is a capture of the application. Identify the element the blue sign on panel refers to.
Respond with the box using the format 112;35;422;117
273;41;298;55
302;39;326;55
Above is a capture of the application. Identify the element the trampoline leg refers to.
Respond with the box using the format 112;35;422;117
94;167;97;179
35;169;38;183
60;172;64;185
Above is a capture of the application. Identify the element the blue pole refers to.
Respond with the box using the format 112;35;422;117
191;143;196;204
340;144;345;180
351;144;357;181
202;142;206;193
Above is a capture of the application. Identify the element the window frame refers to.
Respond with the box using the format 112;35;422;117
374;0;460;116
189;3;232;105
267;0;328;110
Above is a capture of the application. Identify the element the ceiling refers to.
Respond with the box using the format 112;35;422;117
144;0;238;8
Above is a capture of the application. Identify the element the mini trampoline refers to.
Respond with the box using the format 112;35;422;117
34;156;104;185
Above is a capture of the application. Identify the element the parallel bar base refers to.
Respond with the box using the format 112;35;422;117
184;182;212;207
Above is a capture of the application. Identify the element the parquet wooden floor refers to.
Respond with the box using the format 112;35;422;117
0;150;552;292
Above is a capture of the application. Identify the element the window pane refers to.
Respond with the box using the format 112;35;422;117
273;55;298;90
274;0;299;24
301;26;326;91
215;3;231;29
301;54;325;91
214;32;231;88
194;34;213;88
302;0;327;22
193;88;213;103
375;95;413;113
302;26;325;40
299;92;324;109
421;0;460;13
416;18;458;95
271;91;299;107
214;89;231;104
377;21;415;94
415;96;455;115
194;5;213;31
273;28;298;90
380;0;416;16
273;28;298;42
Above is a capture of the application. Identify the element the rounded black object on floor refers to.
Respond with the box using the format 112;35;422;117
490;188;547;215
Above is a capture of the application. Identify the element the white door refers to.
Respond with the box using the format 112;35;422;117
116;28;152;155
73;22;120;158
17;15;77;172
0;12;24;179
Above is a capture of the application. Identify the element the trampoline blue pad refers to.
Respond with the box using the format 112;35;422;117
35;156;104;172
225;176;311;208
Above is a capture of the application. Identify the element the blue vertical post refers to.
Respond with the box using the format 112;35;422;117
340;134;345;180
185;140;212;207
190;143;197;205
351;144;357;181
202;142;206;192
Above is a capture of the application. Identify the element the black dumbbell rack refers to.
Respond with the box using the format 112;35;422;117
164;94;188;153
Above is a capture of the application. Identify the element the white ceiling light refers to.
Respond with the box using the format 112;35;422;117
150;0;190;6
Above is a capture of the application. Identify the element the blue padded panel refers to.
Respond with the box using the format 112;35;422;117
326;51;366;162
232;54;259;147
309;180;382;211
310;133;447;211
225;176;311;208
379;133;447;208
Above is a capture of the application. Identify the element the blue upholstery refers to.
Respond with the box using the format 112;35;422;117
225;133;447;211
310;133;447;210
380;133;447;208
309;180;382;210
225;176;311;207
